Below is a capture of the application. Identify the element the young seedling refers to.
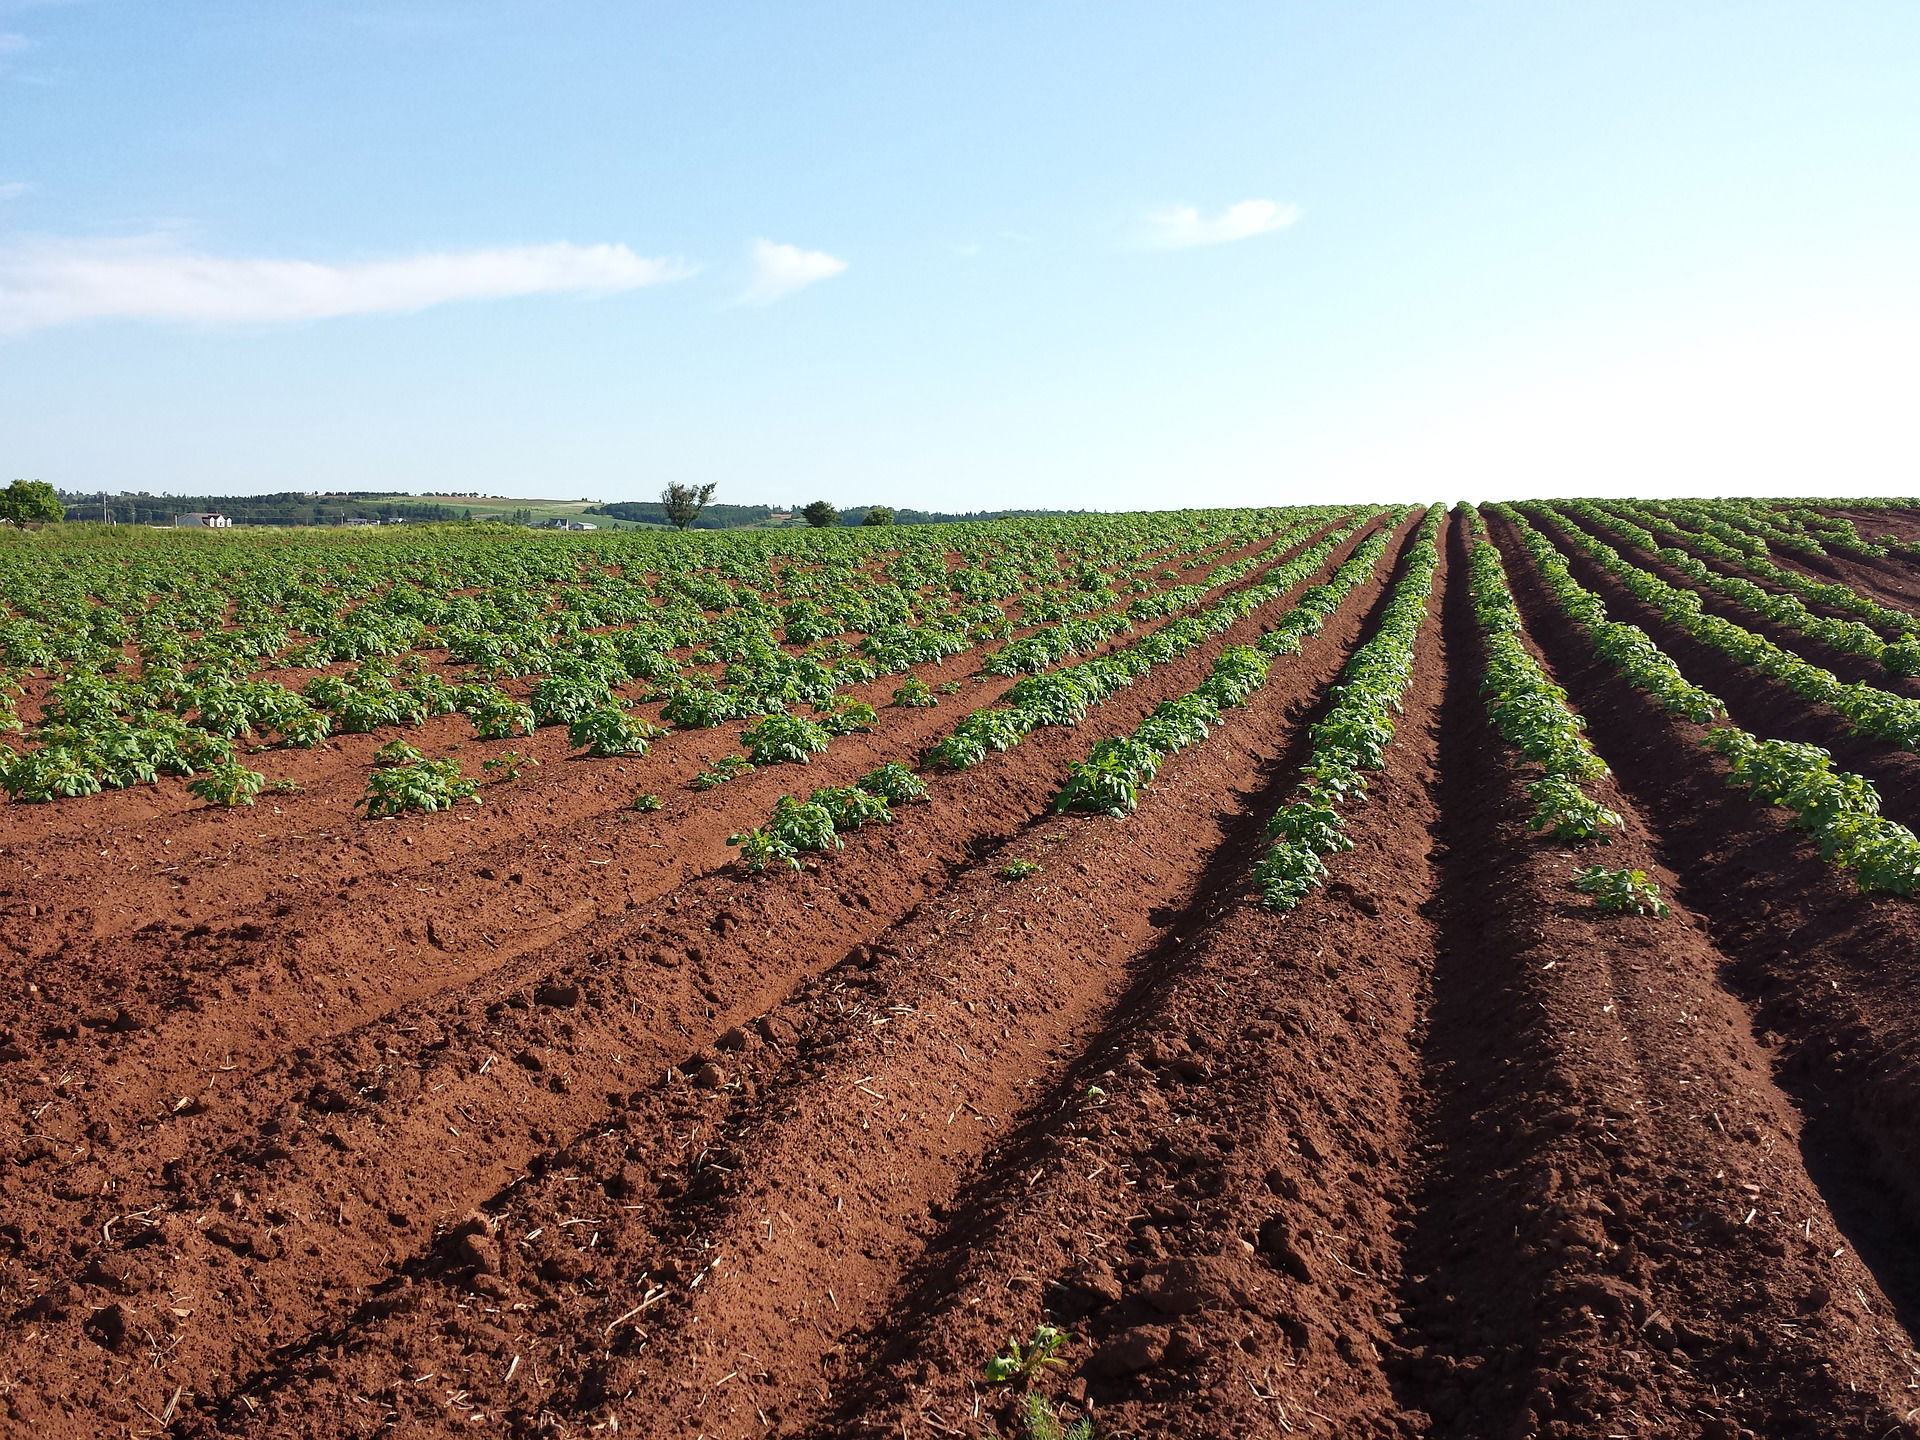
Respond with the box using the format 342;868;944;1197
187;759;267;808
631;792;663;812
984;1322;1070;1385
483;750;540;782
372;738;425;768
891;675;938;708
360;758;480;818
859;761;929;805
569;706;665;758
691;755;756;790
1573;865;1668;916
815;698;879;735
740;711;832;765
997;858;1043;881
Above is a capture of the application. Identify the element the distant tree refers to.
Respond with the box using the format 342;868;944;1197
0;479;63;525
861;505;895;526
802;500;839;528
661;482;718;530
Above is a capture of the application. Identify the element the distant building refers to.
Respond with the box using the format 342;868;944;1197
340;516;377;527
174;512;233;528
568;521;598;531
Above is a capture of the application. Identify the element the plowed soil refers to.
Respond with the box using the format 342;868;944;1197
8;508;1920;1440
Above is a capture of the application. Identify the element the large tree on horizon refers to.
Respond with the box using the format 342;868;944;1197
0;479;64;525
660;482;718;530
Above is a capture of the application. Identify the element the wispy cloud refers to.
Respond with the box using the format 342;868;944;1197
737;237;846;305
0;182;28;201
0;31;30;52
0;235;694;335
1143;199;1300;249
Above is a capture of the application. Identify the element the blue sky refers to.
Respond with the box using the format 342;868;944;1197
2;2;1917;508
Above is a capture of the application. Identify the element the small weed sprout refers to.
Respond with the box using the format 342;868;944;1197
997;858;1042;881
1018;1393;1094;1440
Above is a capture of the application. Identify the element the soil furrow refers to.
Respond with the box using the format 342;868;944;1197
0;517;1399;1440
168;516;1425;1439
774;515;1451;1439
1383;515;1918;1439
1487;510;1920;1368
0;519;1360;1156
0;524;1297;959
1523;506;1920;827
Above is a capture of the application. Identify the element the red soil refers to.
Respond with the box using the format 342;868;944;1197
7;509;1920;1439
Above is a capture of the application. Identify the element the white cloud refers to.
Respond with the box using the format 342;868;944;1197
1144;199;1300;249
0;182;28;201
0;234;693;335
737;237;847;305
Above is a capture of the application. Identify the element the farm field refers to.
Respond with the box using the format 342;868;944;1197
7;499;1920;1438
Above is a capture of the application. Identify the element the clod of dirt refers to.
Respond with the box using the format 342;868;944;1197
78;1254;140;1293
755;1013;795;1045
455;1232;500;1274
1090;1324;1171;1377
539;1252;590;1283
1051;1260;1124;1316
534;982;582;1009
714;1024;752;1051
84;1303;131;1350
1135;1256;1243;1316
690;1061;726;1089
204;1220;254;1254
1255;1216;1314;1281
1553;1272;1649;1327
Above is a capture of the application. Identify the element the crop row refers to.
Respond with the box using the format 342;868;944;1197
0;510;1324;807
726;510;1395;870
1524;502;1920;753
1054;522;1400;816
1603;500;1920;644
1492;504;1920;896
1460;506;1620;849
1253;504;1442;909
1569;501;1920;676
